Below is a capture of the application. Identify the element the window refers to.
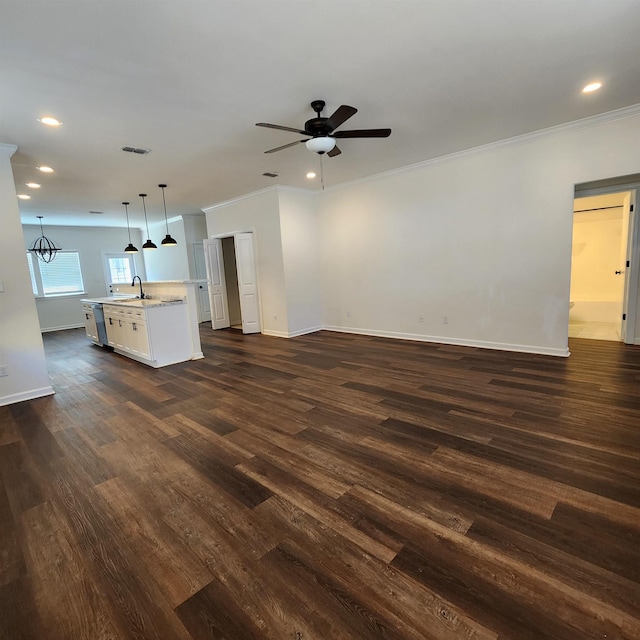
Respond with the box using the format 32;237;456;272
27;251;85;297
26;252;38;295
103;253;135;285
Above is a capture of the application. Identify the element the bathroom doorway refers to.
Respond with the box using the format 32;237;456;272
569;191;632;341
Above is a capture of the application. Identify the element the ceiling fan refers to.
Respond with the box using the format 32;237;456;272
256;100;391;157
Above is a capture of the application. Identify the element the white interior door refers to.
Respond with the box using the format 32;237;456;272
234;232;261;334
192;243;211;323
203;238;230;329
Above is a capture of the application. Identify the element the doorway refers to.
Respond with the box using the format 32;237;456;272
203;232;261;334
570;183;638;344
221;237;242;329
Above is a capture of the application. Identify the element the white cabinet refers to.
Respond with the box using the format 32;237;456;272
103;302;191;367
82;303;100;344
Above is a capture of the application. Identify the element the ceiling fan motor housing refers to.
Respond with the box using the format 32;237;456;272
305;117;332;136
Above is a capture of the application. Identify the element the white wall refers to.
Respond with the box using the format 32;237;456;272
317;111;640;355
204;188;288;336
183;213;207;245
22;224;146;332
143;217;190;281
279;188;322;336
183;213;208;283
0;143;53;406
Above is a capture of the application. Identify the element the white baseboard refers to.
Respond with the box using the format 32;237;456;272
322;325;570;357
262;325;323;339
41;323;84;333
288;325;323;338
0;386;55;407
261;329;290;338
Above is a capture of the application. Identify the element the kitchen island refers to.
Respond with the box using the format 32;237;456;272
81;296;194;367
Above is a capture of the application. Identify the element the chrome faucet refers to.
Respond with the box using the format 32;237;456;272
131;275;146;299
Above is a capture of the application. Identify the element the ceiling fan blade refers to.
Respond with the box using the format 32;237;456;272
325;105;357;132
327;145;341;157
333;128;391;138
264;139;306;154
256;122;309;135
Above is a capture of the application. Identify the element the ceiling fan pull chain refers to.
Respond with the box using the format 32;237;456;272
320;154;325;191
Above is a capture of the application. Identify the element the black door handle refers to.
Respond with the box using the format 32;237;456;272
615;270;622;275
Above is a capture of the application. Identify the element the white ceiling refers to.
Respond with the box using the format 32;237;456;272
2;0;640;229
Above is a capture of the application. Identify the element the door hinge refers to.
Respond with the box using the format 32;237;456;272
630;204;634;212
623;313;627;321
628;260;631;268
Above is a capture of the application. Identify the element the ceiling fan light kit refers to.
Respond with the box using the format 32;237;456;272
306;136;336;154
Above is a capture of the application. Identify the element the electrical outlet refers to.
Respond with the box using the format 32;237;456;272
419;316;424;323
347;311;351;317
0;365;8;377
443;316;449;324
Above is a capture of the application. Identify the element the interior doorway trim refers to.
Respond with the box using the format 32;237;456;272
574;179;639;345
204;230;262;335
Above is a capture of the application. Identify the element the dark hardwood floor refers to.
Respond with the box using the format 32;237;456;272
1;326;639;639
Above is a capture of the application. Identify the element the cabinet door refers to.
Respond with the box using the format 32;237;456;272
115;316;127;351
131;320;151;359
105;312;118;347
83;308;98;341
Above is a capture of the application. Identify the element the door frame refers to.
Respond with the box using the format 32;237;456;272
573;181;639;345
206;230;263;334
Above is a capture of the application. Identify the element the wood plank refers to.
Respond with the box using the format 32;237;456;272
1;327;639;639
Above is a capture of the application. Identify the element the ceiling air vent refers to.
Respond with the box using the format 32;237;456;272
121;146;151;155
262;172;278;178
89;211;103;215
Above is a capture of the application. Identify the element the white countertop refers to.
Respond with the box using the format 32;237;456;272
81;296;186;308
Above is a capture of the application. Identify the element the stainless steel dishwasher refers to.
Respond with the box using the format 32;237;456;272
91;302;109;346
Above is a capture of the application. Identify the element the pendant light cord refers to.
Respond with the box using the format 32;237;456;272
140;194;150;237
159;184;169;233
123;202;132;243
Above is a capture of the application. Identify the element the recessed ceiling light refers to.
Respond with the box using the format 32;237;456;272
37;166;54;173
25;182;41;189
17;194;31;200
306;172;317;179
582;82;602;93
38;116;62;127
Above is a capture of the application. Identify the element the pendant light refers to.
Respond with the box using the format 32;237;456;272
158;184;177;246
139;193;157;249
29;216;61;263
122;201;138;253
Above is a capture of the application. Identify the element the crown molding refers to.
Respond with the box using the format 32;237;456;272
327;103;640;193
202;184;313;213
0;143;18;158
